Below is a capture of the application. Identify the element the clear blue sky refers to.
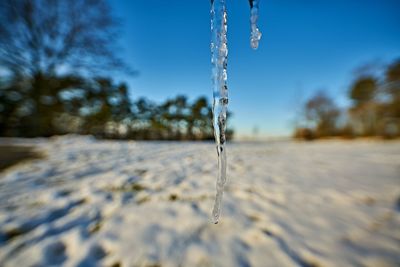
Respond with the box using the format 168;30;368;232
111;0;400;137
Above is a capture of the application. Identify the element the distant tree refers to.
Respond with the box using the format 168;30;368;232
188;97;213;139
0;0;127;77
80;78;131;138
348;76;380;136
0;0;129;136
0;74;84;136
304;91;340;137
381;59;400;137
144;96;186;140
349;77;378;106
385;59;400;99
293;127;315;140
293;58;400;140
130;98;158;139
128;95;232;141
170;95;189;139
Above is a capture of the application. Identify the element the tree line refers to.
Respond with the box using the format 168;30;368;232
0;75;233;140
294;59;400;140
0;0;233;140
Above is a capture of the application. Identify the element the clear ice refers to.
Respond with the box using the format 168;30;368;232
210;0;262;224
210;0;228;224
250;0;262;50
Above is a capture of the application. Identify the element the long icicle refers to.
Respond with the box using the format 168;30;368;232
210;0;228;224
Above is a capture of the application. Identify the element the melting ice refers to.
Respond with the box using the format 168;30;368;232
210;0;228;224
250;0;262;50
210;0;262;224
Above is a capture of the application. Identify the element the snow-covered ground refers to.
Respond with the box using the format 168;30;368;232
0;136;399;267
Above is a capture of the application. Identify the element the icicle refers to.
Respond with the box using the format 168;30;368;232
250;0;262;50
210;0;228;224
209;0;262;223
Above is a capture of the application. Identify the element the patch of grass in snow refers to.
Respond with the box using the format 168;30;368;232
0;145;43;172
108;182;147;193
88;221;103;234
133;169;148;176
169;193;178;201
130;183;147;191
136;196;151;204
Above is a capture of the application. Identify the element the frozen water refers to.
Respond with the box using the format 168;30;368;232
209;0;263;223
210;0;229;224
250;0;262;49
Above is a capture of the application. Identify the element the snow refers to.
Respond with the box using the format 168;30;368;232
0;136;399;267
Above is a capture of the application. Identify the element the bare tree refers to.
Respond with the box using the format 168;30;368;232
304;91;340;137
348;76;379;135
385;59;400;100
381;59;400;137
0;0;130;136
349;77;378;106
0;0;127;78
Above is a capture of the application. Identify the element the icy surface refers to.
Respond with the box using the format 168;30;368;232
211;0;229;223
0;136;400;267
250;0;262;49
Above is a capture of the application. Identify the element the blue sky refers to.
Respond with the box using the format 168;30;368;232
111;0;400;137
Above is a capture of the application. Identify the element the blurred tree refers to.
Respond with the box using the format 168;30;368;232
348;76;379;136
170;95;188;140
293;127;315;140
127;96;231;141
304;91;340;137
293;58;400;140
0;74;84;136
0;0;129;136
0;0;127;77
188;97;213;139
349;77;378;106
131;98;158;139
385;59;400;99
381;59;400;137
157;95;189;140
80;78;132;138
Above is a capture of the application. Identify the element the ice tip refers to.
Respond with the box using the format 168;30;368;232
251;42;259;50
248;0;254;8
250;30;262;50
212;213;219;224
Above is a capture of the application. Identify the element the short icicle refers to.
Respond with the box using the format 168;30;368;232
210;0;228;224
250;0;262;50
